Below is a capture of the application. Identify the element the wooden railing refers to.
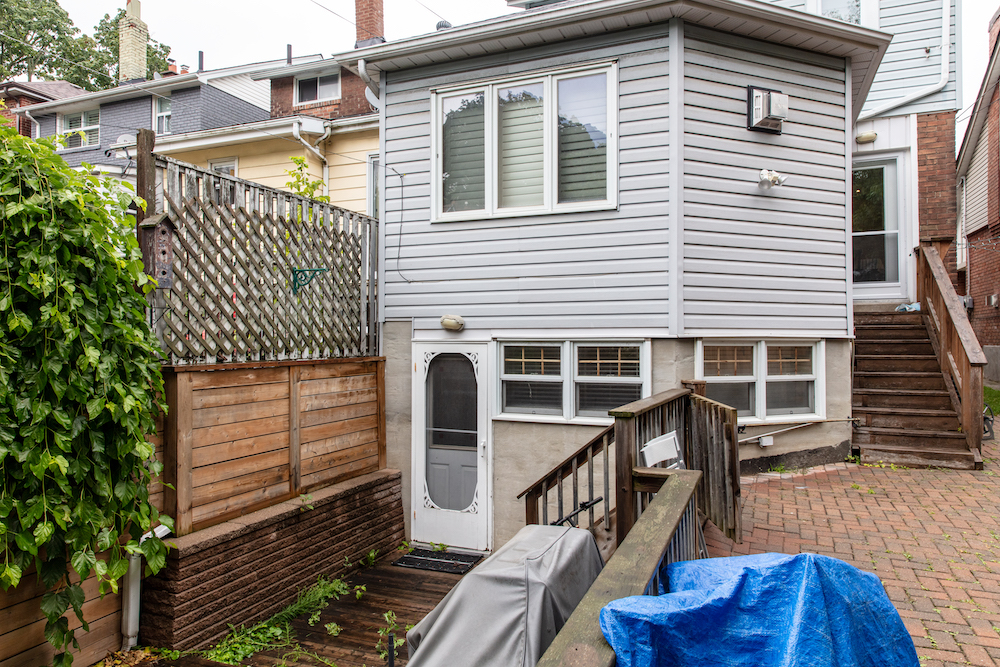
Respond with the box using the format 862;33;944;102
536;470;702;667
517;426;613;534
917;243;987;453
613;389;741;544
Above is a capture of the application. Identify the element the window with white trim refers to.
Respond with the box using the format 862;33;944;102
155;97;171;135
209;158;237;177
62;110;99;148
433;63;618;221
805;0;878;28
296;73;340;105
698;341;824;422
500;341;644;420
367;153;380;217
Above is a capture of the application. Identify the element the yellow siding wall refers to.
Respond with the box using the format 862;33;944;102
160;129;379;216
325;129;378;215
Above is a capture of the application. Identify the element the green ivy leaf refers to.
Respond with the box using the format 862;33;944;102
34;521;55;545
40;590;69;619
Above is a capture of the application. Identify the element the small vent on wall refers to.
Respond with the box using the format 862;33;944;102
987;294;999;308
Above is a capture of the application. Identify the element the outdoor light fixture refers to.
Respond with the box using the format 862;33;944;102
440;314;465;331
856;131;878;144
758;169;788;190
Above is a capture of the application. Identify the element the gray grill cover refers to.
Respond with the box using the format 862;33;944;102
406;524;604;667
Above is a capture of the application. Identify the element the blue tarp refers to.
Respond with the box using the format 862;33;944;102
599;553;919;667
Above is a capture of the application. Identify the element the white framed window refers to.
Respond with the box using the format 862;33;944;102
431;62;618;222
806;0;878;28
696;341;825;423
61;110;100;148
498;340;646;422
367;153;380;218
155;97;171;135
296;73;340;105
209;158;238;177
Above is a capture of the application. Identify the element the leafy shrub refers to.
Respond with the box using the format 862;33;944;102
0;118;170;665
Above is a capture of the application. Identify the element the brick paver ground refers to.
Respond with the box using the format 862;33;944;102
705;441;1000;667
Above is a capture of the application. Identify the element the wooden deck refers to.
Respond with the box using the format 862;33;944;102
250;556;461;667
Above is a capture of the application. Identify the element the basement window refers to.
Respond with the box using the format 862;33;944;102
296;73;340;105
499;341;648;422
697;340;825;423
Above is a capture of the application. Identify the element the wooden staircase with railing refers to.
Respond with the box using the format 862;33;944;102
852;242;986;470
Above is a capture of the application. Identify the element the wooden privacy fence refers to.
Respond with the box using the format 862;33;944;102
141;155;378;365
917;242;987;454
163;358;386;536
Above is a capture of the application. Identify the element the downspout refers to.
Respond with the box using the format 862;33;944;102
961;176;971;298
857;0;951;121
19;108;41;139
293;120;329;198
121;524;172;651
357;59;379;98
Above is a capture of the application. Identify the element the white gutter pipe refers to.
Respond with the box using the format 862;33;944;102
857;0;950;121
121;524;172;651
292;120;329;198
357;59;379;98
17;108;41;139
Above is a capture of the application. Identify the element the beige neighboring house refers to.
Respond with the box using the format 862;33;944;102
147;113;379;215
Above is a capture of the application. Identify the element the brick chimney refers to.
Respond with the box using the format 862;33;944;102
354;0;385;49
118;0;148;83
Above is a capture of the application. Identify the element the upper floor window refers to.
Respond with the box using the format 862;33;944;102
296;73;340;105
156;97;171;135
62;110;99;148
807;0;877;28
432;63;618;221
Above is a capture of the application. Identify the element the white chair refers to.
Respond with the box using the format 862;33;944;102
640;430;684;469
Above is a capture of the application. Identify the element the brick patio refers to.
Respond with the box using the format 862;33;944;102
705;441;1000;667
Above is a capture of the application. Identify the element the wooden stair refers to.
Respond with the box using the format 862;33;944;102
853;312;982;470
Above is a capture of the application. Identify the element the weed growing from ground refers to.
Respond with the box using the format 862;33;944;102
375;611;413;661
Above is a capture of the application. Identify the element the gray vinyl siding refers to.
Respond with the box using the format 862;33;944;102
682;26;849;336
381;24;673;332
864;0;957;117
199;84;269;129
965;135;989;235
43;97;151;170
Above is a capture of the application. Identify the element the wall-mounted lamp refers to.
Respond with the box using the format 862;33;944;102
856;131;878;144
758;169;787;190
440;314;465;331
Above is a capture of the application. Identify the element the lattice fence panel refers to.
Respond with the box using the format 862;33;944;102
147;156;377;364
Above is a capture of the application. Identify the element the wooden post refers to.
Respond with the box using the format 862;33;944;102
614;415;636;546
289;366;301;495
136;129;156;274
377;359;387;469
525;488;540;526
166;371;193;535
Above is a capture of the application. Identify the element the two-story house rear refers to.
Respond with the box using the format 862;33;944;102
333;0;892;551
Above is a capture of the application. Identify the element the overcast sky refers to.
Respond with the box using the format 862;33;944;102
54;0;996;144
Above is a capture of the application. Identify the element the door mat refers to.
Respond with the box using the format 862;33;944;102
393;549;482;574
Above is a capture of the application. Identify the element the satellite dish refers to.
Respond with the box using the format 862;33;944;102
116;134;134;145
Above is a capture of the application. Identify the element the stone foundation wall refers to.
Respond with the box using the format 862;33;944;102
140;469;404;650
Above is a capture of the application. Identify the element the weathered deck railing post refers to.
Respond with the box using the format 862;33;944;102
916;242;987;455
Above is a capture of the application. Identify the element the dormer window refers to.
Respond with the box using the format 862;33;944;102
296;73;340;104
806;0;877;27
62;110;99;148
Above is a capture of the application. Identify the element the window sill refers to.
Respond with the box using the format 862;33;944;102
738;415;824;427
493;413;613;427
294;98;341;107
432;200;618;224
56;145;100;155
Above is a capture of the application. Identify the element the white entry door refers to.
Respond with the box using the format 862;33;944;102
412;343;490;551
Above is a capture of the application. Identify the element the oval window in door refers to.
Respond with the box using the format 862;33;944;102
425;353;478;511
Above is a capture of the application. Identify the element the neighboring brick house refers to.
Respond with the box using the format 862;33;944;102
956;7;1000;378
0;80;84;136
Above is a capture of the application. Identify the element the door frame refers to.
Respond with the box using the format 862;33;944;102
851;153;910;302
411;341;492;551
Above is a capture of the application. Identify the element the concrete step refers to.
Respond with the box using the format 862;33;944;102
855;339;934;355
852;426;969;451
854;325;928;339
854;355;941;373
853;406;959;431
852;388;953;410
857;443;980;470
853;371;947;390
